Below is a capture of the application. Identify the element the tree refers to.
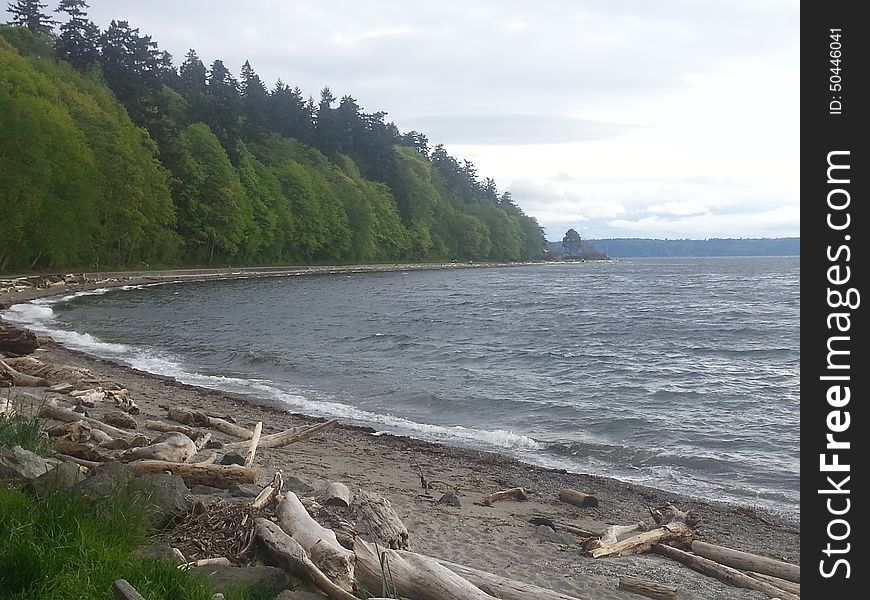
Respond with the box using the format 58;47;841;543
562;228;582;257
55;0;99;69
6;0;55;33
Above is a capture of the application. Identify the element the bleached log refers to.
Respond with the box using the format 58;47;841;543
255;518;358;600
746;571;800;596
324;482;352;507
617;576;678;600
131;460;259;489
209;416;253;439
650;503;701;528
46;419;93;442
53;439;117;462
600;522;649;544
223;419;338;450
144;420;198;438
56;453;102;470
438;558;587;600
195;432;212;451
38;403;144;441
588;522;693;558
691;540;800;583
244;422;262;467
179;557;232;569
120;433;197;463
352;489;410;550
251;472;282;510
0;358;48;386
274;493;356;593
479;487;529;506
99;434;148;450
102;411;138;430
2;356;95;385
558;489;599;508
653;544;799;600
355;540;496;600
167;407;211;428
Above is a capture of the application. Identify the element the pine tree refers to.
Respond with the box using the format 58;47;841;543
55;0;99;69
179;49;208;96
6;0;56;33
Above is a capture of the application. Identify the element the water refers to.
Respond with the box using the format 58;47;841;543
2;258;800;517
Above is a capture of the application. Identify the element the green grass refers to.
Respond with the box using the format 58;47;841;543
0;402;51;455
0;484;272;600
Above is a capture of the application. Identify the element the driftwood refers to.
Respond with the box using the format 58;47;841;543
131;460;259;489
0;358;49;386
223;419;338;450
209;416;253;439
53;439;117;462
2;356;96;385
352;489;410;550
600;522;649;544
438;558;588;600
144;420;198;438
192;451;218;465
167;406;253;438
324;482;352;507
691;540;800;583
479;487;529;506
558;489;599;508
746;571;801;596
653;544;799;600
112;579;146;600
355;540;496;600
274;493;356;593
617;576;678;600
99;434;148;450
244;422;262;467
102;411;138;430
528;517;599;538
587;522;693;558
0;323;38;356
56;453;102;470
251;472;283;510
121;433;197;463
255;518;358;600
46;419;93;442
650;503;701;528
38;403;145;442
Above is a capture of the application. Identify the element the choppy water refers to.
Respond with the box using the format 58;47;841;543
2;258;800;517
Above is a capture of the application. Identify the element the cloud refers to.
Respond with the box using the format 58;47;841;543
645;201;711;216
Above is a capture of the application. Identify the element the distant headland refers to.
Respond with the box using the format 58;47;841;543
547;237;799;258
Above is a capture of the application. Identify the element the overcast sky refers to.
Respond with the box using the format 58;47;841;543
17;0;799;240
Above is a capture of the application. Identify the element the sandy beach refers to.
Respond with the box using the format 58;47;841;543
1;269;799;600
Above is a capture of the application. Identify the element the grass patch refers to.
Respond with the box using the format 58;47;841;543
0;483;271;600
0;400;51;455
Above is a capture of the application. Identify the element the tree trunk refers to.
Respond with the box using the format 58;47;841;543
479;487;529;506
617;576;678;600
324;482;352;507
588;522;693;558
245;422;262;467
352;489;410;550
130;460;259;489
558;489;599;508
144;420;198;438
691;540;799;583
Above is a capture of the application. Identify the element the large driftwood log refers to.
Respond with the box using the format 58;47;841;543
479;487;529;506
0;323;38;356
255;518;358;600
600;522;649;544
2;356;96;385
209;416;253;439
588;522;693;558
691;540;800;583
746;571;800;596
355;540;496;600
653;544;799;600
438;558;589;600
38;403;144;442
131;460;259;489
144;420;198;438
617;576;678;600
324;482;352;507
0;358;49;386
244;422;262;467
274;493;356;593
352;489;410;550
53;439;117;462
120;433;197;463
223;419;338;450
558;489;599;508
167;406;253;438
112;579;147;600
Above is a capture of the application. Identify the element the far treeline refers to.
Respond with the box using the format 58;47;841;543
0;1;546;272
585;238;800;258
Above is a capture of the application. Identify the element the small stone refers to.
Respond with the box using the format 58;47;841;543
73;405;88;415
188;565;291;596
229;483;262;498
219;453;245;466
283;475;314;495
437;492;462;507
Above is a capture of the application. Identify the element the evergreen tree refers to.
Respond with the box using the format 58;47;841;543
239;59;268;138
562;228;582;257
6;0;55;34
179;48;207;96
55;0;99;69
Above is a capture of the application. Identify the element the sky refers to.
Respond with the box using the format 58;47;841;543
11;0;800;241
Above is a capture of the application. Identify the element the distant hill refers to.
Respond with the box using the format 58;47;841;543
547;238;799;258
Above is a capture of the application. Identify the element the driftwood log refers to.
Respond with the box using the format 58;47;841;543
274;493;356;593
2;356;96;386
0;358;48;386
223;419;338;450
167;407;253;439
245;422;262;467
0;323;38;356
691;540;799;583
53;439;117;462
558;489;599;508
112;579;146;600
144;420;198;438
101;411;138;430
120;433;197;463
587;522;693;558
617;576;678;600
130;460;259;489
38;403;144;442
746;571;800;596
438;558;588;600
352;489;410;550
324;482;352;507
479;487;529;506
653;544;799;600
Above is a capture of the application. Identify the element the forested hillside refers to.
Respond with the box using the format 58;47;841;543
0;2;545;272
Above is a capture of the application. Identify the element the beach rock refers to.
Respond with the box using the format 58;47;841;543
188;565;291;596
73;405;88;415
133;543;186;564
0;445;56;480
534;524;574;545
29;460;86;497
73;461;134;500
437;492;462;507
131;473;191;527
0;322;39;356
102;410;138;430
219;453;245;466
229;483;261;498
283;475;314;495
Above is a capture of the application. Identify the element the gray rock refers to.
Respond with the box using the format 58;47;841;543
188;565;292;596
0;445;56;480
283;475;314;495
133;543;185;564
73;405;88;414
533;524;574;545
229;483;262;498
29;461;86;498
73;461;134;501
190;484;227;495
437;492;461;507
131;473;191;527
219;453;245;466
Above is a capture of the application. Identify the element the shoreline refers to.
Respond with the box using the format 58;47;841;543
2;267;799;598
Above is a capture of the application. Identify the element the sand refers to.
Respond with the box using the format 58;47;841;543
1;271;799;600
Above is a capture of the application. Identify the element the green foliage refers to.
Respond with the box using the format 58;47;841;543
0;403;50;455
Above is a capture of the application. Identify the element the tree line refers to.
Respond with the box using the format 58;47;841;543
1;0;546;271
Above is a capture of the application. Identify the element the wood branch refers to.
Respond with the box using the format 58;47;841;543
558;488;599;508
144;420;197;438
438;558;588;600
600;522;649;544
650;503;701;528
355;539;497;600
56;453;102;470
274;492;356;593
223;419;338;450
324;482;352;507
352;489;410;550
244;422;262;467
131;460;259;489
251;472;283;510
617;576;678;600
120;433;197;463
478;487;529;506
208;416;253;439
746;571;800;596
38;403;144;441
691;540;800;583
588;522;693;558
179;557;232;569
53;439;117;462
195;432;212;452
653;544;799;600
255;517;358;600
0;323;39;356
99;434;148;450
0;358;49;386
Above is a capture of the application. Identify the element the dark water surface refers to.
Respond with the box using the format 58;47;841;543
3;258;800;517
